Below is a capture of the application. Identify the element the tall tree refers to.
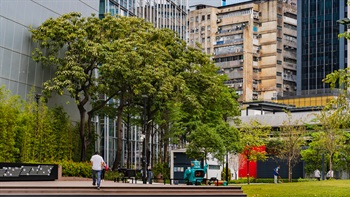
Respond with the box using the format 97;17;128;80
321;67;350;177
97;16;167;169
239;120;270;184
30;13;158;161
277;112;306;182
315;109;346;176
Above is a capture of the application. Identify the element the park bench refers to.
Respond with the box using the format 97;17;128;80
117;168;139;184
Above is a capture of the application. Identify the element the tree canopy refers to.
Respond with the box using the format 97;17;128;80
30;12;241;166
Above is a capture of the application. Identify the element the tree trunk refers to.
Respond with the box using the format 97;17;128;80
113;104;124;170
162;128;168;164
329;153;333;178
288;158;292;182
86;112;95;159
127;114;131;169
78;105;87;161
247;160;250;184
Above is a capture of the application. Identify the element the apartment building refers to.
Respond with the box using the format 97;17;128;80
188;0;297;101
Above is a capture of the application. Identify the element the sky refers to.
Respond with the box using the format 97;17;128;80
189;0;250;7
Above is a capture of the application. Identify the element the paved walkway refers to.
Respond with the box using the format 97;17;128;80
0;178;247;197
0;179;166;188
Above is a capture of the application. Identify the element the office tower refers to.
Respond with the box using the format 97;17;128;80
297;0;347;95
188;0;297;101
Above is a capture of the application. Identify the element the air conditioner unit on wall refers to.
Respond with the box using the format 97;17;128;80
217;19;222;23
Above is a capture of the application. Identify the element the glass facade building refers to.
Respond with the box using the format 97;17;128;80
0;0;99;118
297;0;347;95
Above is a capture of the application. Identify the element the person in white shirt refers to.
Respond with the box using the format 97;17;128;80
90;151;105;190
326;170;333;180
314;169;321;181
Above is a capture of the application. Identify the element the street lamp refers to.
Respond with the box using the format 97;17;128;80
315;148;325;180
35;93;41;130
141;94;148;184
139;134;146;183
35;93;41;161
226;152;229;183
321;153;325;180
337;18;350;29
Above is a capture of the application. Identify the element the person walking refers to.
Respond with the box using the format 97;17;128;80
326;170;333;180
314;169;321;181
273;165;280;184
90;151;105;190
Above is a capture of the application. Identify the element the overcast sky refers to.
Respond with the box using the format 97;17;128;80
189;0;250;7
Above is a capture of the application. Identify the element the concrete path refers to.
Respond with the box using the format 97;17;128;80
0;178;247;197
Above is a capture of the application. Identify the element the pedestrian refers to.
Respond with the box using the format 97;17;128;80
147;166;153;184
314;169;321;181
101;165;109;182
326;170;333;180
90;151;105;190
273;165;280;184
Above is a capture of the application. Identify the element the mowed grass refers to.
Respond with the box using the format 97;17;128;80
241;179;350;197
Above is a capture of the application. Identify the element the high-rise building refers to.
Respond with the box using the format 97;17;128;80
188;0;297;102
297;0;348;95
100;0;188;40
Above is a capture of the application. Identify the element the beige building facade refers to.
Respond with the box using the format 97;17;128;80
188;0;297;102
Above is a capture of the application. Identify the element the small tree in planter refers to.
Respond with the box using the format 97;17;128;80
153;162;169;182
221;167;231;181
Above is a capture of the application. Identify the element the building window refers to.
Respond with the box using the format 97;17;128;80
221;9;252;18
276;83;282;88
207;25;211;30
277;72;282;76
209;165;220;170
202;37;205;43
277;60;282;64
202;15;205;21
277;49;282;53
207;14;211;20
195;16;199;22
277;14;282;18
190;17;194;22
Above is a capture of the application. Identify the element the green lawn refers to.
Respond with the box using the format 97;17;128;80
240;179;350;197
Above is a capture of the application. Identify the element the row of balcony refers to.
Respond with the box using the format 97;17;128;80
215;38;244;46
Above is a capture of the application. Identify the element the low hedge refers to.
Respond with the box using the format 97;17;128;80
229;178;300;184
59;160;91;178
59;160;124;180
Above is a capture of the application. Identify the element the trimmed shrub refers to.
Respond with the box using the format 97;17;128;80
60;160;91;178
